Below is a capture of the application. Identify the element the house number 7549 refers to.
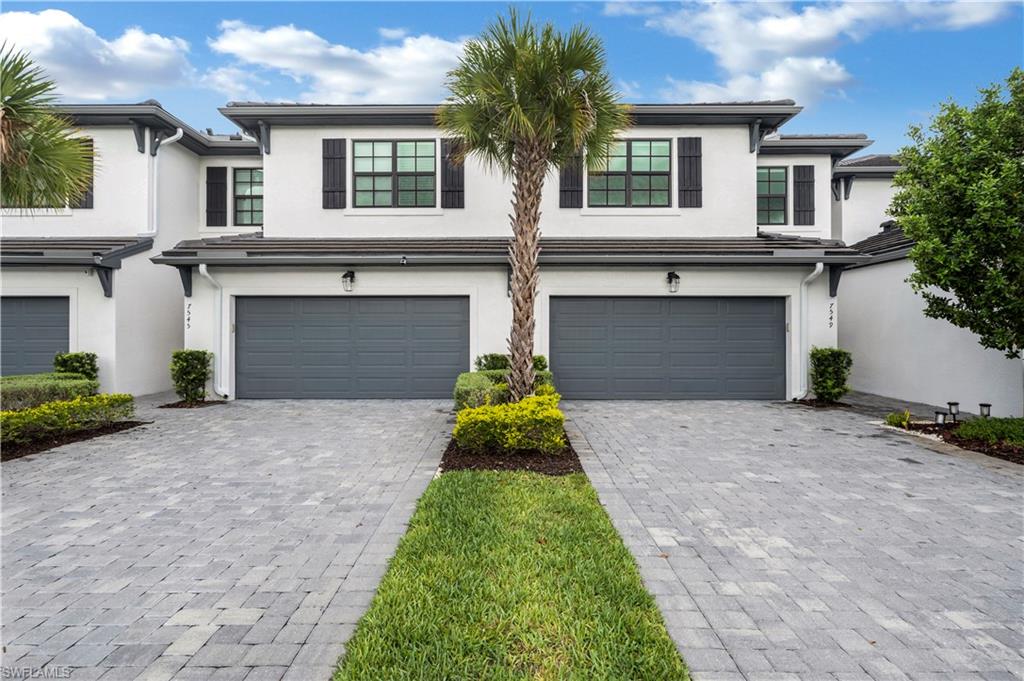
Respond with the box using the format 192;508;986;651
828;302;835;329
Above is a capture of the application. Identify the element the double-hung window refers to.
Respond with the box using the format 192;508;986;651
588;139;671;207
234;168;263;226
757;167;787;225
353;140;436;207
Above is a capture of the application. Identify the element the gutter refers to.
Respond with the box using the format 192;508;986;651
197;264;230;398
799;263;825;398
142;127;183;238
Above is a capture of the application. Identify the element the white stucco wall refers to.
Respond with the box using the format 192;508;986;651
839;258;1023;417
755;154;835;241
1;127;149;236
182;264;836;401
263;125;761;238
840;177;896;245
0;269;118;390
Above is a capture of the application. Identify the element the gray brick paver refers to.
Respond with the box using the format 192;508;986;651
565;401;1023;681
2;399;449;679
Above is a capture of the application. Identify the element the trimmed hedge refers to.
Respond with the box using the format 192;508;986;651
0;393;135;445
474;354;548;372
54;352;99;380
453;370;554;410
170;350;213;403
957;417;1024;446
809;347;853;403
0;373;99;411
476;369;554;387
453;393;566;454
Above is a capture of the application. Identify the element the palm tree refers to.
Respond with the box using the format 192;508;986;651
437;10;629;401
1;44;93;210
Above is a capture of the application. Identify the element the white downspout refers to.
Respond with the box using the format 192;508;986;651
141;127;183;238
799;262;825;398
198;264;229;398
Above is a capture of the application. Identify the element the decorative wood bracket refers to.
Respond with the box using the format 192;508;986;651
831;179;842;201
248;120;271;155
748;118;763;153
828;265;843;297
843;176;855;200
95;267;114;298
130;119;147;153
177;266;193;297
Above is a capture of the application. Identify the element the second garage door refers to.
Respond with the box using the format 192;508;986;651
550;296;786;399
235;296;469;398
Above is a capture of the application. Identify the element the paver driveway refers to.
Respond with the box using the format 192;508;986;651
566;401;1023;681
2;399;451;680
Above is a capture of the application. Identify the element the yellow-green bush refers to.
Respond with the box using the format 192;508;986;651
0;373;99;411
0;394;135;445
453;394;566;454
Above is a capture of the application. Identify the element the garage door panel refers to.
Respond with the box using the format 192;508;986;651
1;297;70;376
550;296;785;399
235;296;468;398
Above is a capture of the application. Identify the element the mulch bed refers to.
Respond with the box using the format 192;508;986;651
902;422;1024;466
1;421;148;462
792;398;851;409
159;400;227;409
440;434;583;476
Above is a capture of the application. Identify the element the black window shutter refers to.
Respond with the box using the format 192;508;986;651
794;165;815;225
74;138;94;209
205;166;227;226
558;153;583;208
322;138;346;209
678;137;702;208
441;139;465;209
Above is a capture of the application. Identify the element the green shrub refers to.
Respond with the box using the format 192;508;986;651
453;394;566;454
809;347;853;403
53;352;99;380
453;372;510;410
474;354;548;372
885;409;912;429
477;369;554;387
170;350;213;403
0;373;99;411
957;417;1024;446
0;393;134;445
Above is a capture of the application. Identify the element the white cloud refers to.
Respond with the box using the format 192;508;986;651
201;66;268;102
644;1;1010;106
602;2;663;18
617;79;643;99
378;27;409;40
208;20;466;103
0;9;193;100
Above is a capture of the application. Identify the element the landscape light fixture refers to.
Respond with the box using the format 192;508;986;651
341;270;356;292
947;402;959;423
979;403;992;418
934;411;947;425
667;271;680;293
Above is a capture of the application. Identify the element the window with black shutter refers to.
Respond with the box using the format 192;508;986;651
677;137;701;208
323;138;346;209
793;165;815;225
441;139;464;208
558;153;583;208
205;166;227;226
74;138;94;209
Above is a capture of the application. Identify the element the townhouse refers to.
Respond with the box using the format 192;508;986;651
3;99;875;401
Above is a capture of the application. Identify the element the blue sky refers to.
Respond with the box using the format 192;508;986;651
1;1;1020;153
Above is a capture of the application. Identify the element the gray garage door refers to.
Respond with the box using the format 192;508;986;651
1;297;70;376
235;296;469;398
550;296;786;399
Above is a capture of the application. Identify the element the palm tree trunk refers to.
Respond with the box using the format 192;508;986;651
507;141;546;401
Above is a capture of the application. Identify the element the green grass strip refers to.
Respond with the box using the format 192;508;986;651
336;470;689;680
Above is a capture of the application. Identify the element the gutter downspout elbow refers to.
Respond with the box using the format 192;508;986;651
799;262;825;399
141;127;183;239
198;264;229;398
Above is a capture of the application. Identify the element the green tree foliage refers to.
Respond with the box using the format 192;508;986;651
891;68;1023;359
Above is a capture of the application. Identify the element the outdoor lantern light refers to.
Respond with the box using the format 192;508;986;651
934;411;947;425
947;402;960;422
341;270;356;292
667;271;680;293
979;403;992;418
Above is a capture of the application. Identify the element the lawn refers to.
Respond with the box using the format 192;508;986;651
335;470;689;680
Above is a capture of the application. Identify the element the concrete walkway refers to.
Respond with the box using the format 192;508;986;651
2;399;452;680
565;400;1023;681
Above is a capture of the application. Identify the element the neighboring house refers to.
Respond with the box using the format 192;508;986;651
831;154;901;244
841;223;1023;417
148;100;870;400
0;101;258;394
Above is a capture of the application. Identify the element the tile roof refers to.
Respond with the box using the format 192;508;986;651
847;222;914;266
0;236;154;266
837;154;900;168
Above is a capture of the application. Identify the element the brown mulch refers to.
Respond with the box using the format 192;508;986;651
903;422;1024;465
440;435;583;476
1;421;148;462
159;400;226;409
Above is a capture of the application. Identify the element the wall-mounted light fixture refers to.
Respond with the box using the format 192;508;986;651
666;271;680;294
979;403;992;418
934;410;947;425
947;402;960;423
342;270;356;292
